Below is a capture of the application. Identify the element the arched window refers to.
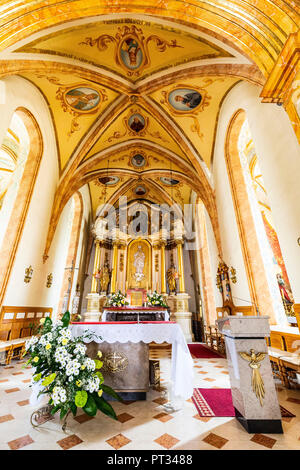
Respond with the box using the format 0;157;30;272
238;117;294;323
0;112;30;243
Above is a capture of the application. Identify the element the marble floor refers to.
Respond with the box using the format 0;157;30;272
0;345;300;450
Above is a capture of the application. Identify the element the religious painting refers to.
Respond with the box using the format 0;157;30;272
120;37;143;71
160;176;180;186
126;239;151;290
64;87;101;112
134;185;147;196
128;113;145;133
168;88;202;111
98;176;119;186
131;153;146;168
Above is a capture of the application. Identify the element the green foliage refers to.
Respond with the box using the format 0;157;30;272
93;393;117;420
83;395;97;416
75;390;88;408
100;384;123;402
24;317;118;423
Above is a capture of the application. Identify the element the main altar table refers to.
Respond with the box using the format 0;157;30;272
70;321;194;400
101;306;169;322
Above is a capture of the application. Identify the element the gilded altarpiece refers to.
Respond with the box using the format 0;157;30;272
126;239;152;292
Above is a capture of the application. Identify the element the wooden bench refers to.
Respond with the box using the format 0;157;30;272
204;325;225;355
0;306;52;365
267;325;300;388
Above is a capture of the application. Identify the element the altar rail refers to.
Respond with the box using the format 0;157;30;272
0;306;52;364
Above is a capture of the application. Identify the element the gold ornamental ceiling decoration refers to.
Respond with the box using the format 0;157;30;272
79;24;183;78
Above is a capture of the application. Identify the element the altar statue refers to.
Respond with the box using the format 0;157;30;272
133;245;145;283
96;264;111;293
167;264;178;293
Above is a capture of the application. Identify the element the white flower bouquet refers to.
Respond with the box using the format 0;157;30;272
24;312;122;422
147;291;168;307
107;291;129;307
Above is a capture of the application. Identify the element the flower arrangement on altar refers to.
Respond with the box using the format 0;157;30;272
107;291;129;307
147;291;168;307
24;312;121;423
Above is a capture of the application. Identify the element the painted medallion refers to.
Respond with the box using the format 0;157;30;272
120;37;143;71
98;176;119;185
65;87;101;112
131;154;146;168
128;113;145;133
160;176;180;186
168;88;202;112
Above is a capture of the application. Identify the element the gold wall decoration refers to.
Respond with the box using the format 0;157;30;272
239;349;266;406
79;24;183;77
102;351;128;373
46;273;53;288
24;265;33;283
119;252;124;272
155;253;159;272
36;75;108;136
160;84;211;139
230;266;237;284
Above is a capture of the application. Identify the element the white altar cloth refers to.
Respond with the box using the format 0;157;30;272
70;322;194;400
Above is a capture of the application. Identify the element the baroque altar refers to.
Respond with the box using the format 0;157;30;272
82;215;193;342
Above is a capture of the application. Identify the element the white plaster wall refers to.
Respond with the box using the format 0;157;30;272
212;82;253;308
0;76;72;317
212;80;300;318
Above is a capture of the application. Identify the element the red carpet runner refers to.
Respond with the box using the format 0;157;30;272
192;388;235;417
192;388;296;418
188;343;223;359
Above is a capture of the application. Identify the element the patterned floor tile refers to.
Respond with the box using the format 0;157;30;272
17;400;29;406
154;433;180;449
250;434;277;449
0;414;14;423
57;434;83;450
198;371;208;374
152;397;168;405
22;379;31;383
202;432;228;449
193;414;211;422
117;412;134;423
153;412;174;422
203;378;215;382
0;379;9;383
5;387;20;393
73;414;94;424
106;433;131;450
12;372;24;375
8;435;34;450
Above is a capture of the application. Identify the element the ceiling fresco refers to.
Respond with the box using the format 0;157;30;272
0;14;269;220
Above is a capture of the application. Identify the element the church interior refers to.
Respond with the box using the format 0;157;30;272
0;0;300;452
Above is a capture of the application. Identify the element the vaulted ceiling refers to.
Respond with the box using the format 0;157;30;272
0;2;298;257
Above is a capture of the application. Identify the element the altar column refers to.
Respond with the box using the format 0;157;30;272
160;241;167;294
84;238;101;321
91;239;101;293
110;241;118;294
176;240;186;293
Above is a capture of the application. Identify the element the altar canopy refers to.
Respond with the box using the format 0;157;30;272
70;322;194;400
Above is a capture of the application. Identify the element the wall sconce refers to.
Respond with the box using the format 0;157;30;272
46;273;53;288
230;266;237;284
24;265;33;283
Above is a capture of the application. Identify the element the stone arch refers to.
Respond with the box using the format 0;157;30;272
57;191;84;316
0;107;43;307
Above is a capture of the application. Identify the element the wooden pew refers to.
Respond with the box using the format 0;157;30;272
0;306;52;365
267;325;300;388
